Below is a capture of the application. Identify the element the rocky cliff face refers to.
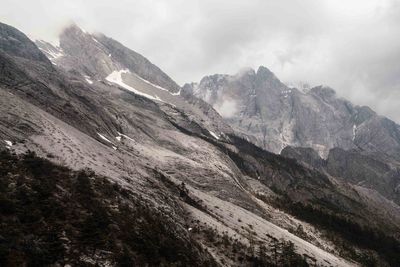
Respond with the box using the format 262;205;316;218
282;145;400;206
184;67;400;160
36;24;180;93
1;21;400;266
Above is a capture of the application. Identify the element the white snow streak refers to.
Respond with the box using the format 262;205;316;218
48;50;64;60
171;89;181;96
97;133;114;144
4;140;12;147
84;75;93;84
352;124;357;141
117;132;135;142
208;130;220;140
106;69;164;102
38;46;64;60
4;140;12;146
92;37;100;45
133;73;181;96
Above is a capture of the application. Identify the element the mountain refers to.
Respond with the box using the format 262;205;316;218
183;67;400;160
1;21;400;266
36;24;180;93
35;24;230;139
184;66;400;208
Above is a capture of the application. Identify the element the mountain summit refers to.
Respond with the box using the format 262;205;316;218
36;23;181;93
184;66;400;160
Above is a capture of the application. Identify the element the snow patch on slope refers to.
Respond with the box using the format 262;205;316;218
352;124;357;141
97;133;117;147
117;132;135;143
4;140;12;149
84;75;93;84
106;69;164;102
38;45;64;61
208;130;220;140
134;73;181;96
48;50;64;60
92;37;100;45
4;140;12;147
171;90;181;96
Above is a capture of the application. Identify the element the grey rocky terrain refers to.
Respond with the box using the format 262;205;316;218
184;66;400;217
282;145;400;205
183;67;400;160
1;21;400;266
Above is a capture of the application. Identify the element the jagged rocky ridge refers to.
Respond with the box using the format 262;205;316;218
0;21;400;266
183;67;400;160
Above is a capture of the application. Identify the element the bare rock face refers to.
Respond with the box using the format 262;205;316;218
94;33;181;94
59;24;116;77
184;67;400;160
36;24;180;93
326;148;400;198
282;145;400;206
280;146;326;169
0;22;50;63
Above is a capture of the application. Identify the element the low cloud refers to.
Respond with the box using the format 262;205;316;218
214;98;238;118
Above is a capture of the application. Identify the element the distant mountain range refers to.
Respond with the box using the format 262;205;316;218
183;67;400;160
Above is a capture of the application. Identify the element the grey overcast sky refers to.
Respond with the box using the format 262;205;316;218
0;0;399;122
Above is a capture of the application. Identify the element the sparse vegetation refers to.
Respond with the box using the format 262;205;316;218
194;223;309;267
283;201;400;266
0;150;216;266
